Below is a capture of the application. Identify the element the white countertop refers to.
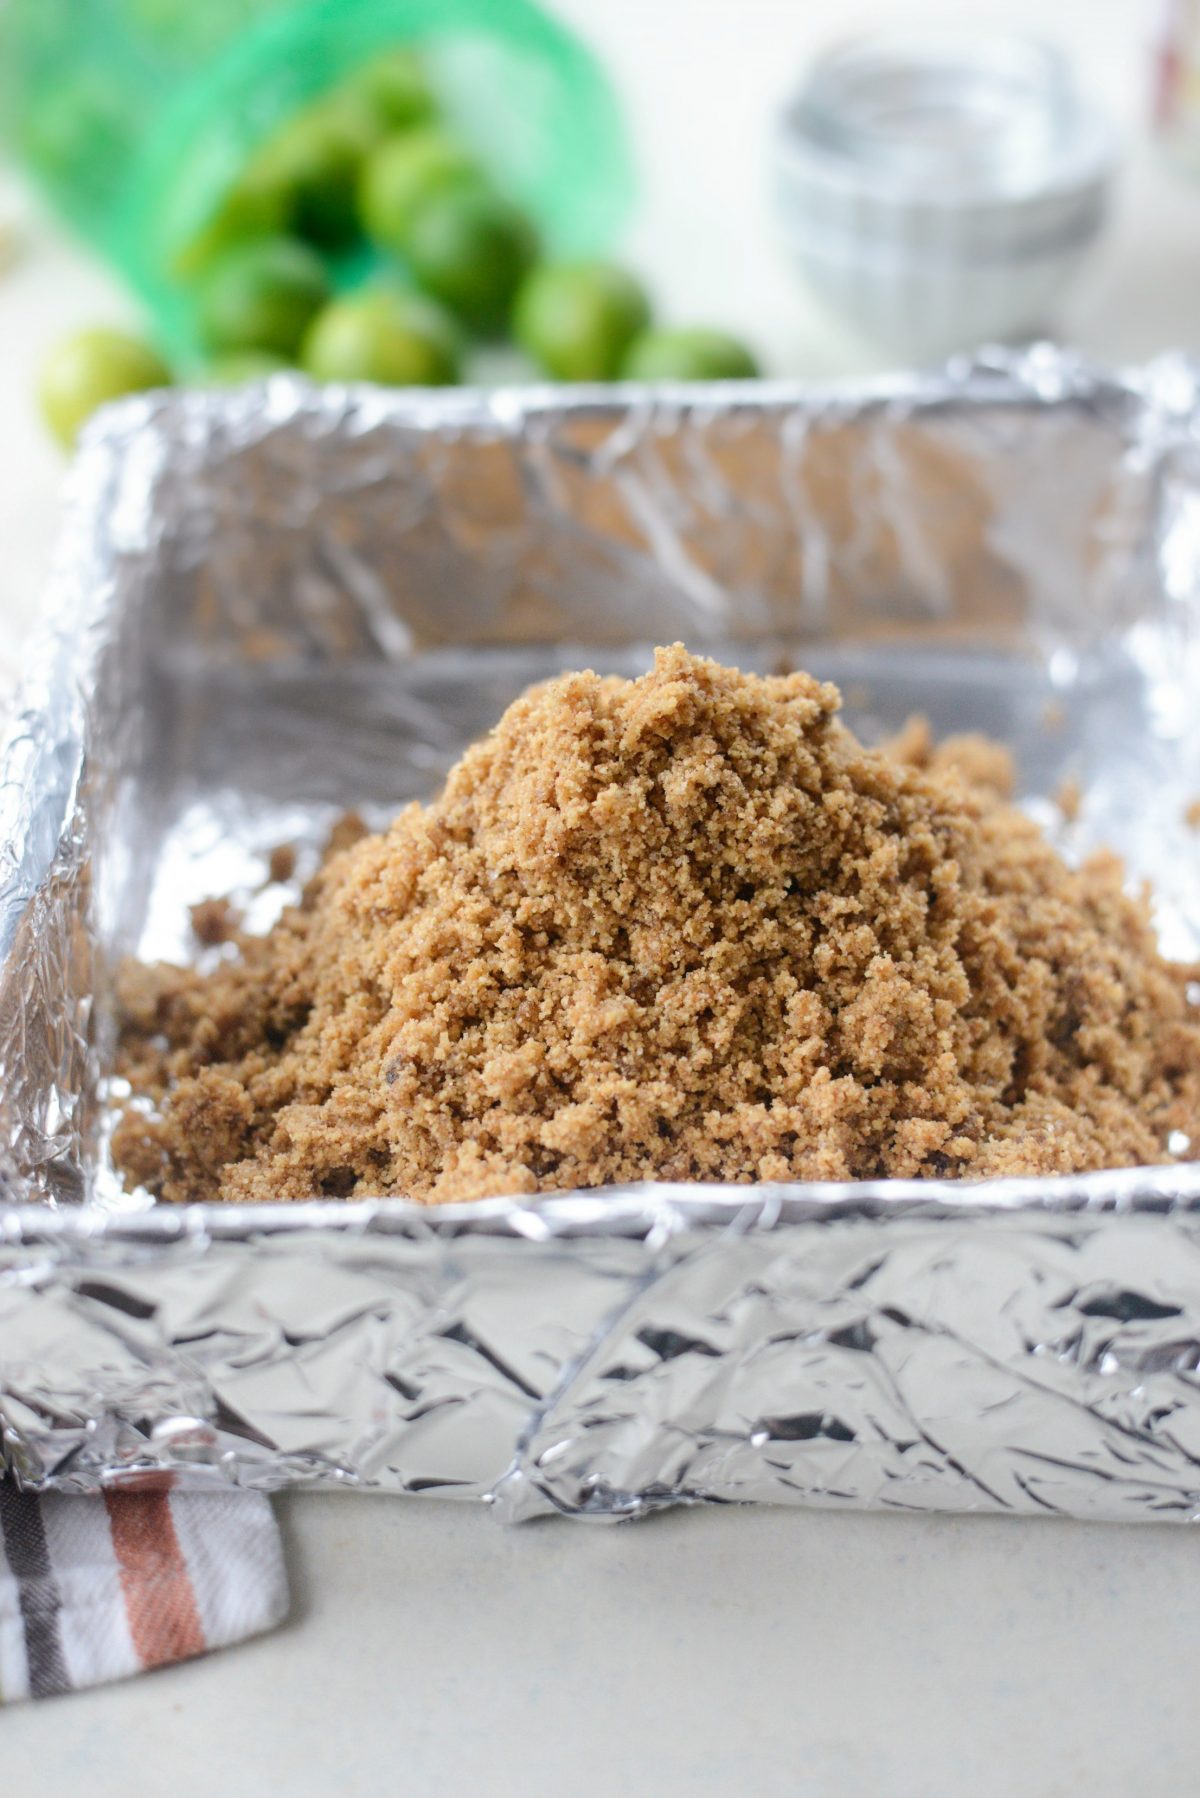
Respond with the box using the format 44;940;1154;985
7;1494;1200;1796
4;1;1200;1791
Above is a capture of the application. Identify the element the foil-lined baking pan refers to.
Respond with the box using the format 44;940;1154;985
4;348;1200;1521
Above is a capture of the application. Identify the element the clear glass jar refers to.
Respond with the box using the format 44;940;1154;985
774;31;1117;359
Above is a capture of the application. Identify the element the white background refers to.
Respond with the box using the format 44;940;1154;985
5;1;1200;1792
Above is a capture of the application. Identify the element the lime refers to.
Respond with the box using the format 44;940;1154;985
39;328;171;449
405;189;538;334
357;127;483;252
621;327;759;380
511;261;651;380
171;166;291;280
246;96;381;246
342;48;438;133
203;351;292;384
316;84;395;157
300;289;460;385
198;238;330;357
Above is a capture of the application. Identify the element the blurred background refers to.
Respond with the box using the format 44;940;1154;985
1;0;1199;658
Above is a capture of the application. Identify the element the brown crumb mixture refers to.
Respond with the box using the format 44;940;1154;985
188;896;241;947
1186;798;1200;831
266;842;298;885
1056;777;1082;823
114;646;1200;1205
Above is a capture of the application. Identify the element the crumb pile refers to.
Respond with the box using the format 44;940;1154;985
114;646;1200;1204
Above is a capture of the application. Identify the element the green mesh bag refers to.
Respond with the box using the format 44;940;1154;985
2;0;633;358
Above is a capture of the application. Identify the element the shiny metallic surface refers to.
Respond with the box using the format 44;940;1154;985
3;349;1200;1519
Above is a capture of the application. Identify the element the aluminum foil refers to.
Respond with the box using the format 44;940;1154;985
4;347;1200;1522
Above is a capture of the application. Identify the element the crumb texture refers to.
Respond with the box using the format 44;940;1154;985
114;646;1200;1204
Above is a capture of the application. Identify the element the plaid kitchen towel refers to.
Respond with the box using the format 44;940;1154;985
0;1482;288;1701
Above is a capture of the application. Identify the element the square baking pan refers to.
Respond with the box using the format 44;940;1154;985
4;348;1200;1522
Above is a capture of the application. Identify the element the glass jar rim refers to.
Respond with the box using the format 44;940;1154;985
792;30;1084;198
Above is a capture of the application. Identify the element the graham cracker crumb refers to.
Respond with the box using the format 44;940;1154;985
324;810;369;858
1185;799;1200;831
1056;777;1082;823
114;646;1200;1205
267;842;297;885
189;896;240;947
887;717;1016;802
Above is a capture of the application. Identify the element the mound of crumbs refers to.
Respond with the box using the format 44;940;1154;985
113;645;1200;1204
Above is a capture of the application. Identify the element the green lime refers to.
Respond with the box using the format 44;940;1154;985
198;238;330;357
511;261;651;380
621;327;759;381
357;127;483;252
341;48;437;133
316;85;395;158
246;96;381;246
171;166;291;280
39;328;171;449
405;188;538;334
203;351;292;384
300;289;460;385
